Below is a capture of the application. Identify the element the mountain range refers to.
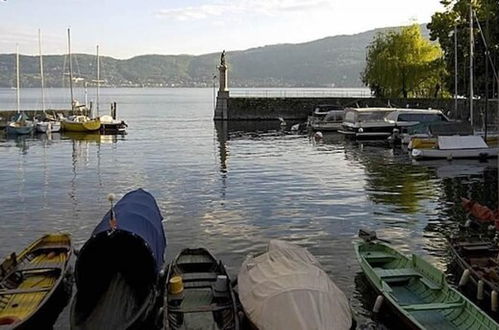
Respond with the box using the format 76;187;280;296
0;24;428;88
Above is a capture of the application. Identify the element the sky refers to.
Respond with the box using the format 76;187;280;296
0;0;445;59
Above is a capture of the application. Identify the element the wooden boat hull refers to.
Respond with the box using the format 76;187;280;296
355;240;499;329
164;248;239;330
411;147;499;160
449;238;499;320
71;189;166;330
0;234;72;329
61;119;101;132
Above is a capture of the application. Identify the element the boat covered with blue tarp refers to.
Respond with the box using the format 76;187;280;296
71;188;167;330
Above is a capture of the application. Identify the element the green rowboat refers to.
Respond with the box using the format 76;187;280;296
354;240;499;329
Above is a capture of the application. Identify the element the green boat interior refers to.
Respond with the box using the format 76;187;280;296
167;249;236;330
359;243;496;329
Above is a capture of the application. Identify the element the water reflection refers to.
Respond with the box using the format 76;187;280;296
1;89;498;330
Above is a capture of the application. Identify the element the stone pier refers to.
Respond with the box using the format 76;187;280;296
214;51;229;120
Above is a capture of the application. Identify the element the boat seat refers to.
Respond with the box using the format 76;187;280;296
363;252;396;262
17;266;60;274
419;277;441;290
181;272;219;282
169;303;233;313
375;268;420;278
402;301;464;311
462;245;495;252
32;245;70;253
0;287;52;295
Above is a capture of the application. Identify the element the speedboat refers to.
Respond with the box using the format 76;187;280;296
384;109;449;143
307;105;344;131
338;107;395;139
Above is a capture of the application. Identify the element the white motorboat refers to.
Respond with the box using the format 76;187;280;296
307;104;344;131
338;107;395;139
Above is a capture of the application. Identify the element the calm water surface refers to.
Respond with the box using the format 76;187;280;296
0;88;497;329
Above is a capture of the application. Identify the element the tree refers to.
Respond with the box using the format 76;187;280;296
428;0;499;98
362;24;447;98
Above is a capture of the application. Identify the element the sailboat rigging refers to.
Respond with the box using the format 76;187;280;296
61;28;101;133
6;45;34;135
36;29;61;133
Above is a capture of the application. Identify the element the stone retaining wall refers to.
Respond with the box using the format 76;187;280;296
224;97;499;127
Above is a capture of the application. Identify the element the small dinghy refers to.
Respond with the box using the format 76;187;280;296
238;240;353;330
0;233;72;329
71;189;166;330
164;248;239;330
355;230;499;329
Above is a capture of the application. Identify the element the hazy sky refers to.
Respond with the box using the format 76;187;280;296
1;0;444;59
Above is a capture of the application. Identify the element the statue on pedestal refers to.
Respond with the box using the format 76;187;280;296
220;50;226;66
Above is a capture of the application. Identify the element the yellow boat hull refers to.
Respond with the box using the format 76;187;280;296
0;234;72;328
411;136;498;149
62;119;101;132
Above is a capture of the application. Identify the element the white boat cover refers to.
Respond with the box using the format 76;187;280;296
438;135;488;150
238;240;352;330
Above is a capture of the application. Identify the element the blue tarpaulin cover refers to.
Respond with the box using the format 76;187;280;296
91;188;166;272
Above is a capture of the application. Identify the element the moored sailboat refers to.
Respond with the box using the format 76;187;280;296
6;46;34;136
35;29;61;133
61;29;100;133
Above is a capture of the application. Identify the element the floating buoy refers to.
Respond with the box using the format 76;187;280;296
458;269;470;287
107;193;116;202
492;290;498;312
372;295;384;313
477;280;484;300
314;131;323;140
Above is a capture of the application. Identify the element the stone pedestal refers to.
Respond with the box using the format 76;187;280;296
214;90;229;120
214;63;229;120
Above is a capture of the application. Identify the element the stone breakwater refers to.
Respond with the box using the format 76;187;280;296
216;96;498;126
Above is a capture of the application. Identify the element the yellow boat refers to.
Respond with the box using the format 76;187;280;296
410;136;498;150
61;116;101;132
0;234;72;328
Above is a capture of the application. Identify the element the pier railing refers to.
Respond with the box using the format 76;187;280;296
229;88;372;98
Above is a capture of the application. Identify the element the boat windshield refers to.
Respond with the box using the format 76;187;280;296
397;113;446;122
324;111;344;122
358;111;391;122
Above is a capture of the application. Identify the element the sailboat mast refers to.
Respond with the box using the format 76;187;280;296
39;29;46;113
68;28;74;111
16;44;20;114
454;24;458;114
96;45;100;117
469;3;474;127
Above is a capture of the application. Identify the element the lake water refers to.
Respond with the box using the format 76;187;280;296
0;88;497;329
